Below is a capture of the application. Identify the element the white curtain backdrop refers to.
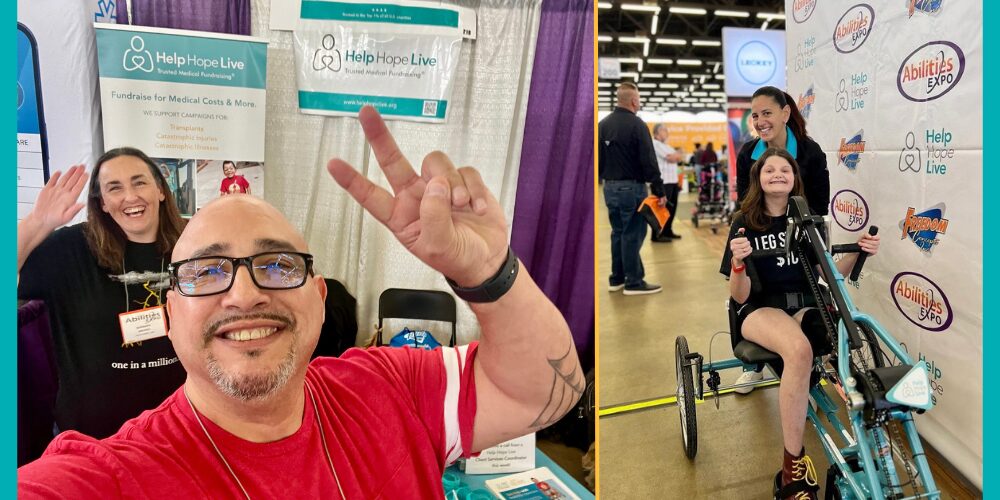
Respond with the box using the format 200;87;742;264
250;0;543;345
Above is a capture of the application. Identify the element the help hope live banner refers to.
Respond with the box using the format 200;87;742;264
293;0;464;122
95;24;268;214
785;0;982;486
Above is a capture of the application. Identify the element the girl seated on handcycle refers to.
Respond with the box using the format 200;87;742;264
721;147;880;500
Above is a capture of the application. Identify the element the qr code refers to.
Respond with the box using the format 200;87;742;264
422;100;438;116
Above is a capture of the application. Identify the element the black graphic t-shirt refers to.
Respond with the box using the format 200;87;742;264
19;224;186;438
720;214;810;299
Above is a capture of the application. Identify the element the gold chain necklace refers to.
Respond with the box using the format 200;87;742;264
184;382;346;499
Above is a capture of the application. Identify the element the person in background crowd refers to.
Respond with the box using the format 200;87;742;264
650;124;683;242
17;147;188;440
598;82;665;295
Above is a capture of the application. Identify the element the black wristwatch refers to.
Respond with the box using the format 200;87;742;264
446;247;519;303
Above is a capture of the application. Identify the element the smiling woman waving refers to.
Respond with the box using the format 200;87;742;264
18;147;188;440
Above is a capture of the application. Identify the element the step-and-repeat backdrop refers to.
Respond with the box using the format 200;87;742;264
786;0;982;486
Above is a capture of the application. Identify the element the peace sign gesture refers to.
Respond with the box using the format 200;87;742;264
327;106;509;287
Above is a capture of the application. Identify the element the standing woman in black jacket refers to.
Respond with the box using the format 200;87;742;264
732;86;831;394
735;86;829;217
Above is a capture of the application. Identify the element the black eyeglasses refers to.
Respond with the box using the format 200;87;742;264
168;252;314;297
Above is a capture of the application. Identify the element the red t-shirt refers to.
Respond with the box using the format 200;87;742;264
18;344;479;498
220;175;251;195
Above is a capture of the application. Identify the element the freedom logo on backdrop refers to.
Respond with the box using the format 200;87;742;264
793;0;818;23
794;36;817;73
833;4;875;54
897;41;965;102
835;71;871;112
899;128;954;175
891;272;953;332
798;84;815;118
831;189;869;232
899;203;949;252
837;129;866;170
735;41;777;85
908;0;943;18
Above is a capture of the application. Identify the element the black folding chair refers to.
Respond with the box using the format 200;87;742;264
376;288;457;347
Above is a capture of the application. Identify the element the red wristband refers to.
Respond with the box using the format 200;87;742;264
732;262;746;273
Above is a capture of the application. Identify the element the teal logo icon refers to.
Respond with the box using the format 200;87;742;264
312;34;342;72
123;35;154;73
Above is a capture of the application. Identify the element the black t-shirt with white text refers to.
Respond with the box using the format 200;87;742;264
720;214;810;300
19;224;186;438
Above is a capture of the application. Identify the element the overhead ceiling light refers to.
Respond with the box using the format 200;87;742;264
683;98;699;103
619;71;639;79
641;72;664;78
715;74;725;80
761;20;770;30
667;73;689;79
714;9;750;18
713;62;721;73
674;92;689;97
677;59;703;66
648;58;673;65
643;42;650;58
757;12;786;20
621;3;661;13
597;1;612;8
597;35;613;42
702;84;720;90
692;40;722;47
669;7;707;15
706;103;720;108
638;83;657;88
716;98;728;102
659;83;679;89
598;82;612;88
647;97;665;101
699;98;715;103
710;91;726;96
650;14;659;33
657;38;687;45
618;36;649;44
676;103;691;108
618;57;643;64
691;91;708;97
654;91;673;96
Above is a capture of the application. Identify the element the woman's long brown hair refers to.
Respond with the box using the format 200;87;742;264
84;148;186;273
738;147;805;232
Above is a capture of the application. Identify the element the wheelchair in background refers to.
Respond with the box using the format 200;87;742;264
673;196;940;500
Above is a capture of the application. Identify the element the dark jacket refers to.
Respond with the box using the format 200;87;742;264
598;107;664;196
736;134;829;216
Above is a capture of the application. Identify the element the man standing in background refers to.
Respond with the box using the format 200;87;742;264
598;82;664;296
651;124;683;242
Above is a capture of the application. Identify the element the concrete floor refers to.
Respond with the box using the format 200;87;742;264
596;190;978;499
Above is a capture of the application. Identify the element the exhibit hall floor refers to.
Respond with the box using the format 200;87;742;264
596;190;980;499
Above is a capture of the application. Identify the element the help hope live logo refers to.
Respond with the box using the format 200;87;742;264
898;128;954;175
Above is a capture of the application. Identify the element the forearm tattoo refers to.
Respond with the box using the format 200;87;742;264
529;344;585;429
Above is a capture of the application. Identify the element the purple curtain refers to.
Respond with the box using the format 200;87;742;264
116;0;251;35
511;0;594;371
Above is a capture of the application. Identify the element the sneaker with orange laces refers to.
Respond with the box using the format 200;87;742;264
773;448;820;499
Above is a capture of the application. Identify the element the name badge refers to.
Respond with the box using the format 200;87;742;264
119;306;168;344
